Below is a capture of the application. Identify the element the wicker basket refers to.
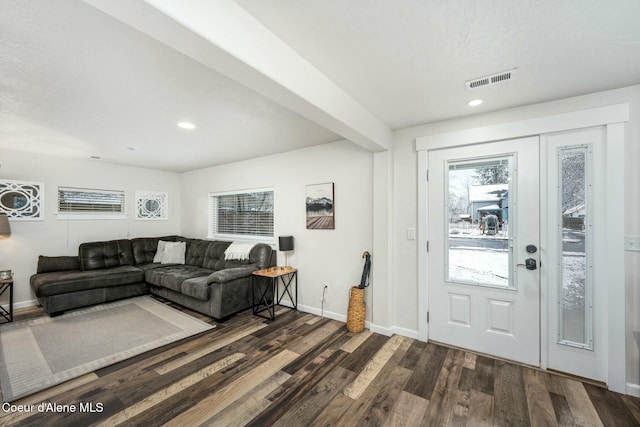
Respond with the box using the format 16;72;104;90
346;286;366;333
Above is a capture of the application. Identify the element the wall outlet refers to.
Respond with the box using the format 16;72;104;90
625;235;640;252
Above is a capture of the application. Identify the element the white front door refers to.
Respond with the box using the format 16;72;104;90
427;136;541;366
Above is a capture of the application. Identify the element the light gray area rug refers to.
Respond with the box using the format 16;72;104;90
0;296;214;402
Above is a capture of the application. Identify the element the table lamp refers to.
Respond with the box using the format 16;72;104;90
278;235;294;267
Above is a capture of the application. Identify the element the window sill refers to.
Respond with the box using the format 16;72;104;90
209;234;275;245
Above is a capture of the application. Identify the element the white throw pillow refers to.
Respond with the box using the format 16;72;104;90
153;240;169;263
161;241;186;264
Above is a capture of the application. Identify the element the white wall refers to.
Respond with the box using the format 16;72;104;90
0;150;182;306
391;85;640;387
180;140;374;321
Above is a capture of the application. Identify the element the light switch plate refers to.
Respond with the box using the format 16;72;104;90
625;235;640;252
407;227;416;241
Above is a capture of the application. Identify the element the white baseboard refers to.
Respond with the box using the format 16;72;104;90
3;299;38;310
390;326;419;339
297;304;346;323
369;323;393;336
366;325;419;338
626;383;640;397
296;304;418;339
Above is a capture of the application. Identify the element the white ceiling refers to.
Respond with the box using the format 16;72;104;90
236;0;640;129
1;0;639;172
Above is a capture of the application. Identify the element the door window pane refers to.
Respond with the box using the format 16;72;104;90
559;146;592;348
446;157;511;287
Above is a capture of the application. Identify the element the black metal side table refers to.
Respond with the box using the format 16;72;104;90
252;266;298;321
0;278;14;324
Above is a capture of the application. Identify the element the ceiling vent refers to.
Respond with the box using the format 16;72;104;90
466;68;517;90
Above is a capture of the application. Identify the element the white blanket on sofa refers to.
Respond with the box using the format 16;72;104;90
224;242;256;261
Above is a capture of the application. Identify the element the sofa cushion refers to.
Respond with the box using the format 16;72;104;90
79;239;134;271
184;240;211;268
31;265;144;297
37;256;80;273
202;241;233;270
145;265;213;293
135;263;166;272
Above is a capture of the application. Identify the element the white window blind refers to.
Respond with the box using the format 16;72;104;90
58;187;125;214
209;189;274;240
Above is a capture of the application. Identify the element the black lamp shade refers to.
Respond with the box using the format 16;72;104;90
278;235;294;252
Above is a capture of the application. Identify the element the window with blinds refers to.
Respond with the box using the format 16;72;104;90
58;187;125;218
209;188;274;241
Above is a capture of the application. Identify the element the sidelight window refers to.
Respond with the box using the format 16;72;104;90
558;146;592;349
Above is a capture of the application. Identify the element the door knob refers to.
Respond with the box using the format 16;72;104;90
517;258;538;270
525;258;537;270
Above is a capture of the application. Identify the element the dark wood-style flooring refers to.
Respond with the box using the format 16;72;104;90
2;299;640;426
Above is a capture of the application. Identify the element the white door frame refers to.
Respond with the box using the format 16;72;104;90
416;103;628;393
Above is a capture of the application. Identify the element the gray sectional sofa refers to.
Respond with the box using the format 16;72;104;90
29;236;274;319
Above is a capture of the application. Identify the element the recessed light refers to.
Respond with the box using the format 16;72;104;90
127;147;137;151
468;99;484;107
177;122;196;130
90;156;101;160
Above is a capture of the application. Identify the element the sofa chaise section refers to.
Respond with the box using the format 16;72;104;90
30;240;149;315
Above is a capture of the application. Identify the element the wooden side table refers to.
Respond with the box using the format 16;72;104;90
251;266;298;320
0;278;14;324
